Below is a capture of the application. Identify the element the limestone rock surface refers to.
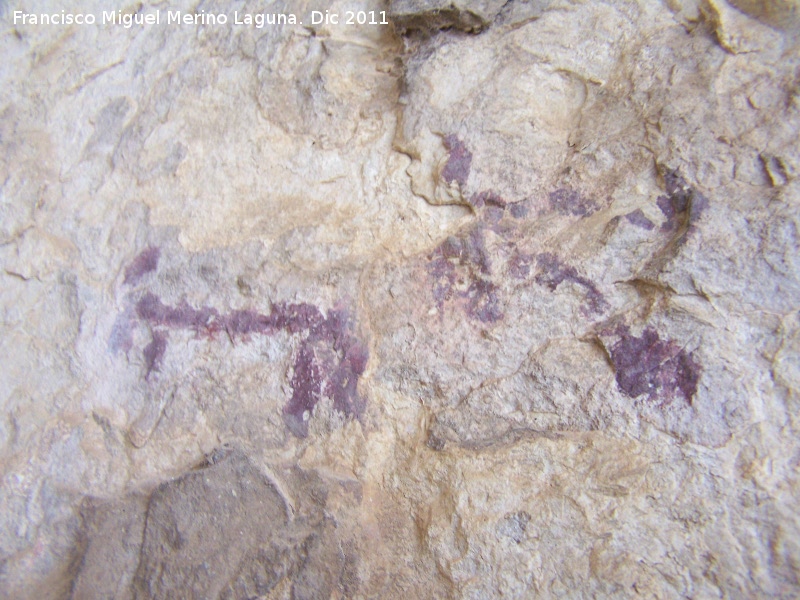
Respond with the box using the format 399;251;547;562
1;0;800;598
390;0;513;32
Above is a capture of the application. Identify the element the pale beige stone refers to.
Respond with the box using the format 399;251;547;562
729;0;800;29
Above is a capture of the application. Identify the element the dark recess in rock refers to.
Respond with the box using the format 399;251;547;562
390;0;497;33
72;494;150;599
131;451;289;598
73;452;350;598
608;326;702;406
657;168;708;235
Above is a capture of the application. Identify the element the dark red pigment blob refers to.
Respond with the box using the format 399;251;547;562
220;303;325;337
535;253;607;315
221;309;271;336
442;135;472;187
123;247;160;285
134;293;368;437
426;224;504;323
283;307;369;437
283;341;323;438
549;188;599;217
623;209;655;230
465;279;503;323
329;340;369;414
136;293;218;332
143;330;168;380
609;326;701;406
274;302;328;334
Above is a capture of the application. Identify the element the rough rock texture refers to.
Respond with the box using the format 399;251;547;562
390;0;513;33
1;0;800;597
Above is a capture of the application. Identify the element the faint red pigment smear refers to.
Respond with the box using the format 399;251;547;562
123;247;160;285
534;253;607;315
548;188;598;217
426;224;504;323
143;329;168;380
442;135;472;187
